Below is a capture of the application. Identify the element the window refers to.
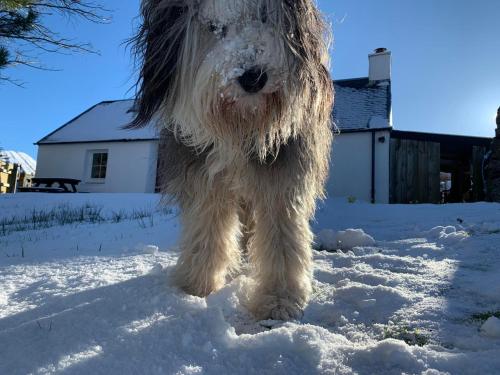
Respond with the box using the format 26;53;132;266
90;152;108;179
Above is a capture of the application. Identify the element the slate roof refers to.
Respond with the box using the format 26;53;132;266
333;77;392;132
36;100;158;145
37;78;392;144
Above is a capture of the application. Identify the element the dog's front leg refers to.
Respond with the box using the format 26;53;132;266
173;184;241;297
248;194;314;321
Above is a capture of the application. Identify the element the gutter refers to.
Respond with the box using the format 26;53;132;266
371;132;376;203
34;138;159;146
338;127;392;134
338;127;391;203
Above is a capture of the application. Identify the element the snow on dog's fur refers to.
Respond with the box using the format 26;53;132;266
129;0;334;320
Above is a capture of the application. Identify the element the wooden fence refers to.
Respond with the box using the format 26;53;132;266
0;160;19;194
390;139;441;204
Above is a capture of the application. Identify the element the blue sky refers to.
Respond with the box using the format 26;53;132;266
1;0;499;158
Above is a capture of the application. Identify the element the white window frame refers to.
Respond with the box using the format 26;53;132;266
85;149;109;184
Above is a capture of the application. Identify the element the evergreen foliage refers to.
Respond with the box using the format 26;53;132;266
0;0;109;84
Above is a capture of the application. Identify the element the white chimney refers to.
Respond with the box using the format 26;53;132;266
369;48;391;82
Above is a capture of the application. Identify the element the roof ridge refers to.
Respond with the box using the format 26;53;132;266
100;99;135;104
334;77;369;83
35;102;103;145
35;99;136;145
35;99;157;145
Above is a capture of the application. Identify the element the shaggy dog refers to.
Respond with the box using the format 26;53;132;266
129;0;333;320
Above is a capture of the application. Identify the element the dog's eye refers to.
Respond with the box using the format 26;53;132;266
208;23;218;33
208;23;227;38
260;4;268;23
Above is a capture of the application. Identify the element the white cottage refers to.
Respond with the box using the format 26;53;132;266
35;100;159;193
35;49;393;200
329;49;392;203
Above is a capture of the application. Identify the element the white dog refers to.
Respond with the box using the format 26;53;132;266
129;0;334;320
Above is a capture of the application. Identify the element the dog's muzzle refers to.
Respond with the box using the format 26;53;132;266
238;66;268;94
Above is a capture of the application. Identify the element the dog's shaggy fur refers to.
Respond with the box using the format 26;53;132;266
130;0;333;320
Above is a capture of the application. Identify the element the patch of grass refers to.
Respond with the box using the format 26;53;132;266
131;208;153;221
111;209;127;223
469;311;500;323
383;325;430;346
158;206;174;216
131;208;156;228
0;203;159;237
137;215;155;229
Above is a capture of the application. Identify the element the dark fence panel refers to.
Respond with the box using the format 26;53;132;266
390;139;440;204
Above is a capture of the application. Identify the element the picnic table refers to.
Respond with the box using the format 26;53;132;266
18;178;81;193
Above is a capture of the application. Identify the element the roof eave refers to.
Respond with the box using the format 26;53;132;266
338;126;393;134
35;138;159;146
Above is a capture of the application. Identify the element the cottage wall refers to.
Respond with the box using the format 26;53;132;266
36;141;159;193
327;130;390;203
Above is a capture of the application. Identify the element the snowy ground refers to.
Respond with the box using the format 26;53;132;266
1;193;499;374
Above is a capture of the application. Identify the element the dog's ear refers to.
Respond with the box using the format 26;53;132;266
282;0;330;67
127;0;188;129
282;0;333;125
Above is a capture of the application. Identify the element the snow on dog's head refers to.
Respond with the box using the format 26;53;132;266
129;0;332;161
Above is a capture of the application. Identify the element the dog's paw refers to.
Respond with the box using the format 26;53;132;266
176;282;212;298
250;295;304;321
269;303;303;321
172;267;224;297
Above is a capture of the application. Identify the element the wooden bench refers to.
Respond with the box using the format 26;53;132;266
18;178;81;193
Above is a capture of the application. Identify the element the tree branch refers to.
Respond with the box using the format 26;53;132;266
0;0;111;84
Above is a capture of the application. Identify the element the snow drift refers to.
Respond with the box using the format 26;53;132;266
1;194;499;374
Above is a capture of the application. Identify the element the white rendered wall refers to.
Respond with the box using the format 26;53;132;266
327;131;390;203
36;141;159;193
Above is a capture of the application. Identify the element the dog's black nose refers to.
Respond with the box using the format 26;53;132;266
238;67;268;93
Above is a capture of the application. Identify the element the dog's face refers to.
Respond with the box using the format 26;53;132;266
196;1;286;110
132;0;332;160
